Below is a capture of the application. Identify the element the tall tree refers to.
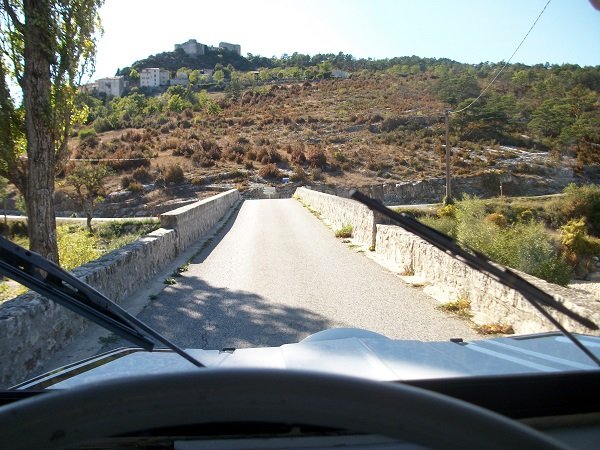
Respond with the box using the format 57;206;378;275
0;0;103;262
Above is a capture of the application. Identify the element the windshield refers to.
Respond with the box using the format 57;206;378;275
0;0;599;391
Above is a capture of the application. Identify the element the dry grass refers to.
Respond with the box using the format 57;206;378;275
66;72;574;197
437;297;472;319
475;323;515;335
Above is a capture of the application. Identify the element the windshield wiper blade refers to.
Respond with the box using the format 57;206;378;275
350;190;600;367
0;236;204;368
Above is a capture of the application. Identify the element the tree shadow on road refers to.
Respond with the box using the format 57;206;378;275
136;276;332;349
102;199;331;352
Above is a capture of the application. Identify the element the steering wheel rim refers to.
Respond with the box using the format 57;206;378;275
0;369;566;450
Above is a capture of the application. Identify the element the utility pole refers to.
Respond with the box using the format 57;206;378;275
444;109;452;203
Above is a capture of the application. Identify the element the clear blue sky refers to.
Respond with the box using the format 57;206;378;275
93;0;600;79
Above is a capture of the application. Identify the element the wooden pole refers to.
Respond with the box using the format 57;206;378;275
445;110;452;202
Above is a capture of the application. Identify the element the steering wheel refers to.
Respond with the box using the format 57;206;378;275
0;369;567;449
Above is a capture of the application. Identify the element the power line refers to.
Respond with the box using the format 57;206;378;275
451;0;552;115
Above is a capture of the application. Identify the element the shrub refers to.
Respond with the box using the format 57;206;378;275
475;323;514;335
560;218;600;277
438;297;471;319
485;213;508;228
132;167;153;183
192;153;215;168
517;209;534;223
173;143;195;157
57;225;100;270
437;204;457;219
258;163;282;179
563;184;600;236
455;196;572;285
334;224;353;238
311;168;323;181
306;147;326;168
164;165;185;184
560;218;588;255
291;147;306;165
420;215;457;237
78;128;97;140
93;117;112;133
120;176;133;189
200;139;222;160
128;181;144;193
290;166;307;182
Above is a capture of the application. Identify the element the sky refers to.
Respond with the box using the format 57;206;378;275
92;0;600;80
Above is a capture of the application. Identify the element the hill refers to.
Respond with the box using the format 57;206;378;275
130;47;255;72
67;58;600;210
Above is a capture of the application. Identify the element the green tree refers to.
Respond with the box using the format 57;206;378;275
189;69;200;85
129;68;139;81
213;69;225;83
167;94;186;112
435;72;480;106
0;0;103;262
66;162;109;232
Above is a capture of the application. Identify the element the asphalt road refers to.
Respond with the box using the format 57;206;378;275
134;199;477;350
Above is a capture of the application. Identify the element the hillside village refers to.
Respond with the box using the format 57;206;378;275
84;39;243;97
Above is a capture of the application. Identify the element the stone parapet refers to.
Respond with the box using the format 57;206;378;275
0;190;240;388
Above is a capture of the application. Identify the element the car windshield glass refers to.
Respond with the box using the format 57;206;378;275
0;0;599;392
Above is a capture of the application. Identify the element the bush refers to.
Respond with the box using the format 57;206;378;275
561;218;588;255
78;128;97;140
164;165;185;184
128;181;144;192
258;163;282;179
132;167;153;183
306;147;327;168
420;215;457;237
334;224;353;238
437;204;457;219
517;209;534;223
290;166;307;182
121;176;133;189
485;213;508;228
563;184;600;236
57;226;100;270
93;117;112;133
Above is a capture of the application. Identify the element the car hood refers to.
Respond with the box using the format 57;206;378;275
14;329;600;390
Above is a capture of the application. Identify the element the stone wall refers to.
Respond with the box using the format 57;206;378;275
295;187;599;336
294;187;377;247
375;225;600;335
0;190;240;388
307;172;584;205
160;189;241;250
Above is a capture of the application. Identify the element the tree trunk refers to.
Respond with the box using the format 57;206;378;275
23;0;59;263
85;199;93;233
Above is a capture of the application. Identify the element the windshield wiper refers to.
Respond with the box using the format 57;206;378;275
350;190;600;367
0;236;204;368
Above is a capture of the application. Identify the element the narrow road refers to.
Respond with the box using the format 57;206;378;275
135;199;477;349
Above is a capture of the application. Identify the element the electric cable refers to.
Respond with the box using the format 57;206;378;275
451;0;552;114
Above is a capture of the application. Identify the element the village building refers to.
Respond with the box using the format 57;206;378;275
170;71;189;86
140;68;170;87
95;76;125;97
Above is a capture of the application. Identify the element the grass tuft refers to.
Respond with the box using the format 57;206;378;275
438;297;472;319
335;224;353;238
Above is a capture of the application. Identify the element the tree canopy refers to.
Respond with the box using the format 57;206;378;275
0;0;103;261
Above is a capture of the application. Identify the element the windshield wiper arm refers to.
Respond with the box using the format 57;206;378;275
350;190;600;367
0;236;204;368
